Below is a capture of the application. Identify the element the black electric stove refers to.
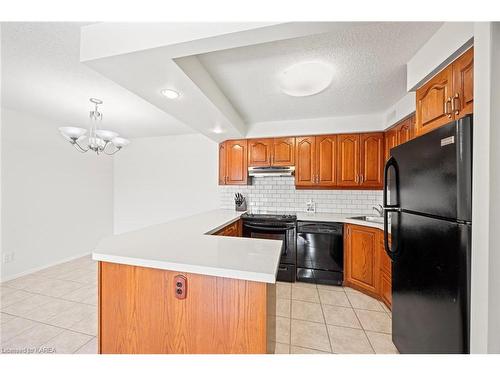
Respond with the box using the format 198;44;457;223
240;212;297;222
240;212;297;282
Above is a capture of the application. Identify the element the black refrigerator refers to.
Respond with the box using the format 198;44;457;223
383;115;472;354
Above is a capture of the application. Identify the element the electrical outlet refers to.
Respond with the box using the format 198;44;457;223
3;252;15;264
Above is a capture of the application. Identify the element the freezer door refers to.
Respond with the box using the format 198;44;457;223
390;115;472;221
391;211;471;353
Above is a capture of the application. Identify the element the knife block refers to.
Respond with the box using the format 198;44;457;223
235;199;247;212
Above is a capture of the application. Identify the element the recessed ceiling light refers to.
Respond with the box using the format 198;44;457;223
278;61;334;97
160;88;180;99
212;125;225;134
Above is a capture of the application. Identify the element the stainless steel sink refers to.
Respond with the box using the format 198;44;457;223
348;215;385;223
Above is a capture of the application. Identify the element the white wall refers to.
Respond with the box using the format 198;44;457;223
246;113;384;138
1;108;113;281
470;22;500;354
487;21;500;355
113;133;219;234
407;22;474;91
220;177;382;215
383;92;415;128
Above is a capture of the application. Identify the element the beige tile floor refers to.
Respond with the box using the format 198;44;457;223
269;281;399;354
1;255;97;354
1;256;398;354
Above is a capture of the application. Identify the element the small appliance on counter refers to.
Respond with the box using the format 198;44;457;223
234;193;247;212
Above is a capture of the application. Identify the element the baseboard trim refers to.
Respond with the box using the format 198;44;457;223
1;251;92;283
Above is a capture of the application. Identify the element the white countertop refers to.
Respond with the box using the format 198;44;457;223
93;210;282;284
93;210;388;284
297;212;385;231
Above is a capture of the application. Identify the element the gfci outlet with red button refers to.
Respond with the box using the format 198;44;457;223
174;275;187;299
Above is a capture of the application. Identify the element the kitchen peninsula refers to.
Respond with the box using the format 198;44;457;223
92;209;282;354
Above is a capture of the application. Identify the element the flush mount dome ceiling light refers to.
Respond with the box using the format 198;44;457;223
278;61;334;97
160;88;180;99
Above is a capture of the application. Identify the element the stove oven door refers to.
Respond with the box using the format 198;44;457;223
242;222;296;281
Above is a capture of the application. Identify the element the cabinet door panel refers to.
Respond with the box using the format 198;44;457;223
385;129;398;161
272;137;295;166
295;137;316;187
452;47;473;120
218;142;227;185
360;133;384;188
248;139;272;167
397;115;415;145
415;65;453;136
226;140;248;185
380;271;392;310
344;224;379;295
316;135;337;187
337;134;360;187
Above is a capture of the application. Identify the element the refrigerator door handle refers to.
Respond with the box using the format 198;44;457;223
383;156;400;261
383;156;399;208
384;207;399;261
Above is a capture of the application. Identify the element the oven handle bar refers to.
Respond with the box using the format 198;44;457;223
243;223;296;231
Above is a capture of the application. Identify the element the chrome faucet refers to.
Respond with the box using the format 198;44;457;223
372;204;384;217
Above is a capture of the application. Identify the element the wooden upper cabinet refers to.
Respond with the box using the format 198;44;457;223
272;137;295;166
398;115;415;145
344;224;380;296
360;133;384;188
248;137;295;167
452;47;474;120
218;142;227;185
295;136;316;187
415;65;453;136
384;114;416;162
337;134;360;187
248;138;272;167
316;135;337;187
225;140;248;185
384;129;398;161
415;47;473;136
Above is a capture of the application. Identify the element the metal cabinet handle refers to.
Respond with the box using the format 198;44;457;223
452;93;460;115
444;97;452;118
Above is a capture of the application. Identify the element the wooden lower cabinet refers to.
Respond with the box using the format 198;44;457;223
98;262;275;354
344;224;391;309
379;271;392;309
344;224;380;297
379;234;392;309
213;220;242;237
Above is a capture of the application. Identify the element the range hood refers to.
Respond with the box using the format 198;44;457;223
248;166;295;177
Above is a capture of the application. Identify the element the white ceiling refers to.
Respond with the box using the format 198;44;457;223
1;22;443;141
197;22;442;124
1;22;192;138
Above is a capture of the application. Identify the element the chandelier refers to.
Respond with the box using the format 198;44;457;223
58;98;130;155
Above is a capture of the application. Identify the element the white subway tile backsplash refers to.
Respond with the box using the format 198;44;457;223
220;177;383;214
